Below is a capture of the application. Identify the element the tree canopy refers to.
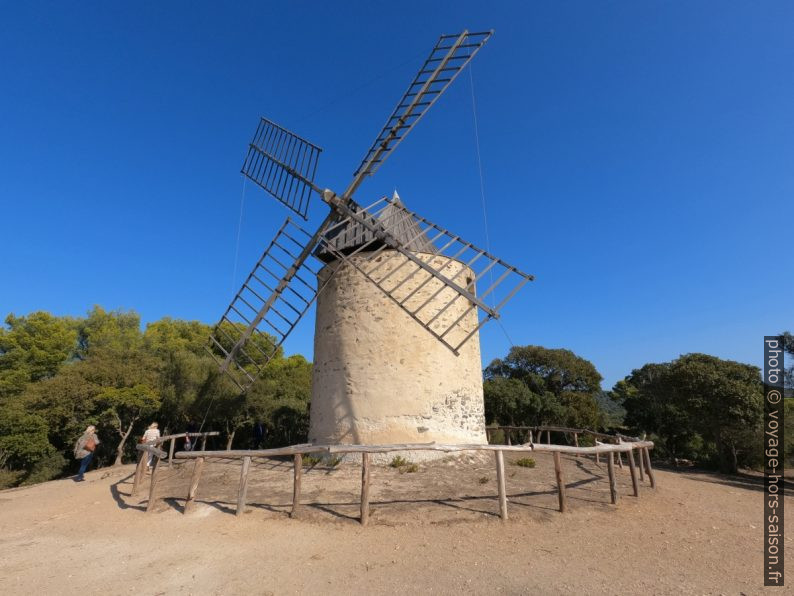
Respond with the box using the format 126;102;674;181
0;307;312;488
612;353;765;473
484;345;605;431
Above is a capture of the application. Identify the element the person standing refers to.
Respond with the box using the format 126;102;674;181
73;425;100;482
142;422;161;470
185;420;198;451
253;420;266;449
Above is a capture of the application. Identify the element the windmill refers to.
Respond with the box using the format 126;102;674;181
208;30;534;448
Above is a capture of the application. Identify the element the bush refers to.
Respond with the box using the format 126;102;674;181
389;455;418;473
22;451;67;485
0;468;23;489
513;457;536;468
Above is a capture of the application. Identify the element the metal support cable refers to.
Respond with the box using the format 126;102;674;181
469;65;515;348
231;177;247;295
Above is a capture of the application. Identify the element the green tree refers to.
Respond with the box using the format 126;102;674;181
484;345;604;430
98;384;160;465
0;312;77;396
782;331;793;392
613;354;763;473
0;403;54;471
143;318;211;357
669;354;762;473
247;355;312;446
77;306;141;357
610;363;697;460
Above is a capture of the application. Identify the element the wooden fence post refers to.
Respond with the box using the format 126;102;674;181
495;450;508;521
637;448;645;481
360;452;370;526
553;451;567;513
291;454;302;518
643;448;656;488
626;449;639;497
146;455;161;513
546;430;551;445
200;434;207;451
236;456;251;515
184;456;205;513
168;437;176;468
236;456;251;516
506;429;512;446
132;451;146;496
606;451;618;505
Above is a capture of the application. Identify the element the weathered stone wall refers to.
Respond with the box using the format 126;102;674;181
309;251;486;454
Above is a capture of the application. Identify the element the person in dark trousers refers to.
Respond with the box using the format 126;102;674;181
73;425;100;481
253;421;266;449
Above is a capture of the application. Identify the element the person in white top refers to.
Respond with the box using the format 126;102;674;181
141;422;161;470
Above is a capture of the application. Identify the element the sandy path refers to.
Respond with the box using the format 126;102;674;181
0;452;791;595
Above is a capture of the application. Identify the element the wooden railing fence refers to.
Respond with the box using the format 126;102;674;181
133;427;656;526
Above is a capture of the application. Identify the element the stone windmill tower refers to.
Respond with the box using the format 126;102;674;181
207;31;533;450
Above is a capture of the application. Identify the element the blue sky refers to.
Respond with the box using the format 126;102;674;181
1;1;792;389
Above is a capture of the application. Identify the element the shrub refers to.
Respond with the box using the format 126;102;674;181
389;455;418;473
513;457;536;468
389;455;409;468
22;451;67;485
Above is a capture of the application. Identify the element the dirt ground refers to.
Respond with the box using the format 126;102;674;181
0;451;791;595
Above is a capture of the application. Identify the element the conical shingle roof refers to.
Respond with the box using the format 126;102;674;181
316;194;437;262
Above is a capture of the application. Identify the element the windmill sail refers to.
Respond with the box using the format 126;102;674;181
208;216;335;390
346;30;492;197
241;118;322;220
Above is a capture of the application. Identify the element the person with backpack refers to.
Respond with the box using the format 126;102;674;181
73;425;100;482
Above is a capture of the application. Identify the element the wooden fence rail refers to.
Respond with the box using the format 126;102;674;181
133;429;656;526
153;431;220;468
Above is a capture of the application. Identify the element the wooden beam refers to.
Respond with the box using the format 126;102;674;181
546;430;551;445
637;448;645;482
553;451;566;513
606;452;618;505
236;456;251;516
291;454;302;518
175;443;331;459
174;441;655;460
626;448;639;497
616;450;624;469
360;452;370;526
132;450;146;496
168;437;176;468
146;456;161;513
200;435;207;451
643;447;656;488
495;450;508;521
184;456;205;514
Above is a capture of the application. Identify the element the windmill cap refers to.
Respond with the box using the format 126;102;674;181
315;194;436;262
